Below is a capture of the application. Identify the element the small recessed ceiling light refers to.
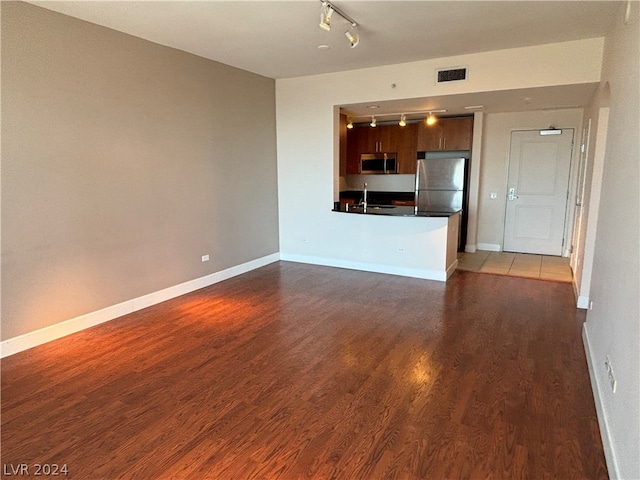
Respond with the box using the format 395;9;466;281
317;44;330;50
366;105;380;109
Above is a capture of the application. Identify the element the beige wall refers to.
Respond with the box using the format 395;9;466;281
475;109;583;251
1;2;279;340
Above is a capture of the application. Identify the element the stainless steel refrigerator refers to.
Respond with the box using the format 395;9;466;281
415;151;469;251
414;152;467;213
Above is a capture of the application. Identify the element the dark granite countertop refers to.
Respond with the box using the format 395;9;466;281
332;204;460;217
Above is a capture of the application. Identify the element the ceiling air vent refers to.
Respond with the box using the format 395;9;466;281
436;67;467;83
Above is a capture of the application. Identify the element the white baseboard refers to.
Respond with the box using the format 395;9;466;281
577;295;590;310
0;253;280;358
582;324;620;479
465;244;477;253
446;259;459;279
280;253;449;282
477;243;502;252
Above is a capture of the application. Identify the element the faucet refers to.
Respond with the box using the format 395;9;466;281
363;182;368;210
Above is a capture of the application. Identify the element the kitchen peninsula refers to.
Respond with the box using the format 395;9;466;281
331;202;461;281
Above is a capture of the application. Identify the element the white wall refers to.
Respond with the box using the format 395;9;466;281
276;39;602;278
582;2;640;479
475;109;584;252
573;87;610;308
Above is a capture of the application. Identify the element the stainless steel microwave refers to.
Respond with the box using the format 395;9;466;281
360;153;398;174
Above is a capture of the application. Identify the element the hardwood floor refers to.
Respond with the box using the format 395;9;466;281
1;262;607;479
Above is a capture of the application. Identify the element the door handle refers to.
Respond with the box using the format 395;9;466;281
508;187;519;201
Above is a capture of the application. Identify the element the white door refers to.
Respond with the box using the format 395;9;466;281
503;129;574;256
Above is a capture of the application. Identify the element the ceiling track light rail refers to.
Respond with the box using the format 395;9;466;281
345;109;449;127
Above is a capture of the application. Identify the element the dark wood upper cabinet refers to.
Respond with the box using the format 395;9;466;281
417;117;473;152
396;123;418;174
346;123;418;174
343;116;472;176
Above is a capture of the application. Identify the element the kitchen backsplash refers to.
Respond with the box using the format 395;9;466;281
343;174;416;192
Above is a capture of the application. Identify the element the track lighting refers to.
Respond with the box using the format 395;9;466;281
342;109;448;128
318;1;360;48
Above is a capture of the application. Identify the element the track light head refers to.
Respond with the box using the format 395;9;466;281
426;113;437;126
399;114;407;127
319;1;333;31
370;116;377;127
345;23;359;48
346;119;354;129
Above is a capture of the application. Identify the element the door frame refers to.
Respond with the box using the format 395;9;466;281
574;107;609;308
570;119;592;272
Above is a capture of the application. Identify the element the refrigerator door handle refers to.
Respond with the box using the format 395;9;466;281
414;166;420;210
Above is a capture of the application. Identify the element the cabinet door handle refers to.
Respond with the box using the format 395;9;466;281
443;137;447;150
439;137;443;150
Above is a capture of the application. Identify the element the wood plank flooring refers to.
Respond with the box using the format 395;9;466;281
1;262;607;479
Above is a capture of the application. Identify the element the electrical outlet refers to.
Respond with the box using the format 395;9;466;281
605;356;617;393
490;192;498;199
201;255;210;262
397;247;405;253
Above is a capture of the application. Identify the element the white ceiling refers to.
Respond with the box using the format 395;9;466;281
29;1;620;115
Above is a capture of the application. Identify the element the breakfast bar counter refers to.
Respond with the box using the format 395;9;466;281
332;204;460;217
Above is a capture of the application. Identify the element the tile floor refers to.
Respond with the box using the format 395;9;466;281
457;251;573;283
